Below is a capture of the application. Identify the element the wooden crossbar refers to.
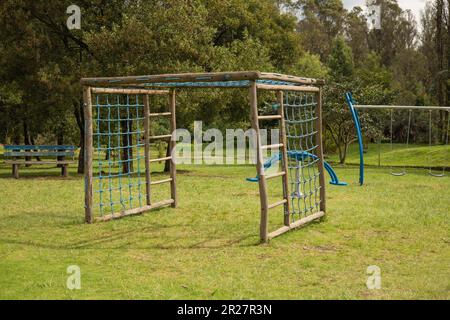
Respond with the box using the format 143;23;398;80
4;152;74;157
150;178;173;186
268;199;288;210
95;199;175;222
261;143;283;150
258;115;282;121
268;211;325;240
149;134;172;140
149;112;172;117
5;161;75;165
149;156;172;163
266;171;286;180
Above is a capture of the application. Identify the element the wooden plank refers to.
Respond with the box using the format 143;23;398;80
149;134;172;140
259;72;325;85
81;71;261;86
249;81;270;243
258;115;282;121
268;211;325;240
169;90;177;208
95;199;175;222
61;165;69;178
150;178;173;186
316;88;326;213
5;161;75;165
261;143;283;150
12;164;19;179
278;90;291;226
256;84;320;93
266;171;286;180
4;152;74;157
83;86;94;224
149;156;172;163
143;95;152;206
149;112;172;117
4;145;76;151
268;199;288;210
90;88;169;95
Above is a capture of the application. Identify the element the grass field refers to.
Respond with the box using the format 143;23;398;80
0;146;449;300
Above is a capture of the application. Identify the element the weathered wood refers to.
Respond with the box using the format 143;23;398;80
4;145;76;151
256;84;320;93
149;112;172;117
5;161;75;165
169;90;177;208
267;211;325;240
81;71;324;87
143;95;152;206
266;171;286;180
90;88;169;95
261;143;283;150
4;152;74;157
250;81;270;243
150;178;173;186
82;71;261;86
268;199;288;210
149;134;172;140
316;88;326;213
83;86;94;224
278;90;291;227
61;165;69;178
95;199;175;222
12;164;19;179
150;156;172;163
258;115;282;121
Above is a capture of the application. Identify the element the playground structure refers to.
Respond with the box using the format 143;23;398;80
81;71;327;242
346;92;450;185
246;151;347;186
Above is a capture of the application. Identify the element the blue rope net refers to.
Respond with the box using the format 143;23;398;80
284;91;322;220
92;94;146;217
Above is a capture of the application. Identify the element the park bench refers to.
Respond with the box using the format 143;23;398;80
3;145;77;179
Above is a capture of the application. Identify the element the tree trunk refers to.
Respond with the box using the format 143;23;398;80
121;119;134;174
74;100;85;174
23;120;32;166
436;0;445;142
57;129;64;168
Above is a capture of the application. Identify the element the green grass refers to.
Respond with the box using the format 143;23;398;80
0;148;449;299
328;143;450;168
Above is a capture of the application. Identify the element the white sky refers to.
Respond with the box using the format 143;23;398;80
343;0;429;23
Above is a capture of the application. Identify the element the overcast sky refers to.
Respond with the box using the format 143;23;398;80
343;0;429;22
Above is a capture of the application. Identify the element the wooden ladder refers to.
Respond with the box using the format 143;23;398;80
249;83;291;243
143;91;178;210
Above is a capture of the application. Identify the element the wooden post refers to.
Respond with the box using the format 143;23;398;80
277;91;291;226
83;86;94;224
12;164;19;179
249;81;269;243
315;88;326;213
143;95;152;206
62;165;68;178
169;90;177;208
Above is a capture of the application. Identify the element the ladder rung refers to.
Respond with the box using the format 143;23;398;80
266;171;286;180
151;178;173;186
149;134;172;140
150;156;172;163
268;199;288;210
149;112;172;117
258;115;282;121
261;143;283;150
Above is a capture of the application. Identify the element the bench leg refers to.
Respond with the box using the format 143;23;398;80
12;164;19;179
62;165;69;178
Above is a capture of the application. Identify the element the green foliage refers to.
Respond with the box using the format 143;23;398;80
328;36;354;81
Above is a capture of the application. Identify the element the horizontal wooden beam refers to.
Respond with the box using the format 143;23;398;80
150;178;173;186
266;171;286;180
259;72;325;85
149;112;172;117
4;152;74;157
258;115;282;121
90;88;170;95
268;211;325;240
5;161;75;165
256;84;320;93
149;134;172;140
261;143;283;150
95;199;175;222
149;156;172;163
268;199;288;210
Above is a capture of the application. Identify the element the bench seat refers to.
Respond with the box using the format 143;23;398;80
3;145;77;179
